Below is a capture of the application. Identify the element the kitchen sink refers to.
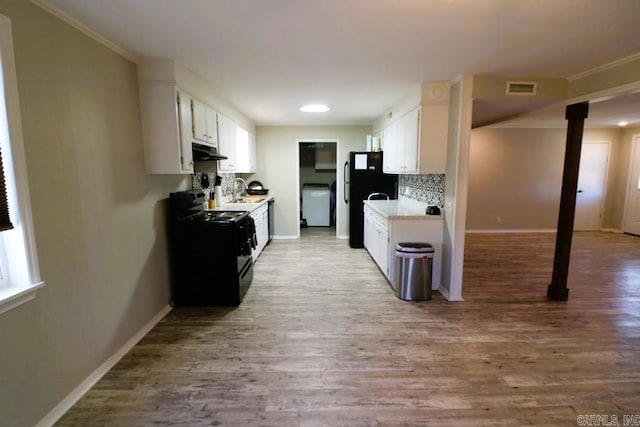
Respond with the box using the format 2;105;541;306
244;196;268;203
219;196;268;211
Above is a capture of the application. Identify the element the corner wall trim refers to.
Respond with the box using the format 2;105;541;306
437;286;464;302
36;305;172;427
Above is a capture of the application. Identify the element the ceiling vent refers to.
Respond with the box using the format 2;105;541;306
506;81;537;95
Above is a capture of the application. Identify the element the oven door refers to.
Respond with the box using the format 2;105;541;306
238;254;253;301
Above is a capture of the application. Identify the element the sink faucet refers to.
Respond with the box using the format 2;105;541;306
233;177;248;202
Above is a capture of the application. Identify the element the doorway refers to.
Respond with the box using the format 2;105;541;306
574;141;610;231
623;135;640;235
298;141;338;238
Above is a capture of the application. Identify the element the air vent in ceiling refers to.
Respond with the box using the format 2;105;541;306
506;81;537;95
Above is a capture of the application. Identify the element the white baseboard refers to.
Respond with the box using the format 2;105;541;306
467;228;626;234
337;235;349;240
273;235;299;240
602;228;623;233
36;304;172;427
466;229;557;234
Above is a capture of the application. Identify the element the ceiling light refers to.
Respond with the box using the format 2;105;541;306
299;104;330;113
618;120;628;127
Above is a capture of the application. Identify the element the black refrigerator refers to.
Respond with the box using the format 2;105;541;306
345;151;398;248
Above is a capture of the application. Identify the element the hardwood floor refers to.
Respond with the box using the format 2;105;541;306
57;230;640;426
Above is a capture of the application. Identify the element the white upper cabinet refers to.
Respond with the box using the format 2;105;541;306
191;98;218;147
218;114;256;173
138;81;194;174
217;113;238;172
418;103;449;174
380;82;449;175
137;59;258;175
236;129;256;173
382;108;420;174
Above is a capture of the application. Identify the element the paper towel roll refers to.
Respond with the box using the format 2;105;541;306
214;186;223;204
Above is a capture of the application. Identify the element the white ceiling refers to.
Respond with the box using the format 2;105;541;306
40;0;640;127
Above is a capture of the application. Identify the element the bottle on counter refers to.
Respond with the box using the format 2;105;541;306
208;191;216;209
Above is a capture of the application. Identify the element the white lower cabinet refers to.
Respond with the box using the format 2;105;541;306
250;204;269;259
364;206;390;278
364;205;443;290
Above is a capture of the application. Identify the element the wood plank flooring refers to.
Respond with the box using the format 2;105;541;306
56;229;640;426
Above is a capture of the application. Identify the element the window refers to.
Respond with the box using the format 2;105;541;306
0;239;8;288
0;13;44;315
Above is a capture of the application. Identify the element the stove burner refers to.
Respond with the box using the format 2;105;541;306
204;210;249;223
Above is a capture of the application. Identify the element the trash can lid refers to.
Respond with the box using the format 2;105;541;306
395;242;434;253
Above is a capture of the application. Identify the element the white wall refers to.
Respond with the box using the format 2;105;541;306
254;126;372;238
0;2;182;425
441;77;473;301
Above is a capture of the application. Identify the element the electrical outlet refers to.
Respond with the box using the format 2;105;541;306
497;216;502;224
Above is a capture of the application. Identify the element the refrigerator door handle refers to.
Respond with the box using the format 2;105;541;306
343;161;349;204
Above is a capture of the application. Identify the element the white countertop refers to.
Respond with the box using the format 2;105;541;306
364;199;444;220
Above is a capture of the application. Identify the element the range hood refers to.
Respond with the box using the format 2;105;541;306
192;142;228;161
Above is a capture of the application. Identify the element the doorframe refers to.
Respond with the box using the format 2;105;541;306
296;139;340;238
622;134;640;234
575;140;611;231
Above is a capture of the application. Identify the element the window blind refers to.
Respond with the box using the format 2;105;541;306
0;146;13;231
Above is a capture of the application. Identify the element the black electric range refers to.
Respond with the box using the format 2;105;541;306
168;190;256;306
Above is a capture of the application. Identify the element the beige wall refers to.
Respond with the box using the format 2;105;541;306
0;2;183;425
467;126;629;231
254;125;371;238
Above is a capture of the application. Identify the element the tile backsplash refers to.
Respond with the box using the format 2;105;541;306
192;171;444;207
192;172;236;199
399;174;445;207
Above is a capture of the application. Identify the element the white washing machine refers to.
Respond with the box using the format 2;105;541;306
302;184;331;226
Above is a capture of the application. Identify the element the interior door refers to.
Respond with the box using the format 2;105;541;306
623;136;640;235
574;142;609;231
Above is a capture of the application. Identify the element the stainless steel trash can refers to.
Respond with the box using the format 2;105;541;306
395;242;434;301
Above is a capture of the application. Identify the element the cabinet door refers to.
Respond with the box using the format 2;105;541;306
205;107;218;147
261;209;269;251
381;108;421;174
191;98;208;143
192;98;218;147
249;132;257;172
418;103;448;173
217;114;238;171
177;90;194;173
378;225;389;278
251;212;260;259
401;107;420;173
364;209;372;250
235;126;256;173
382;124;397;173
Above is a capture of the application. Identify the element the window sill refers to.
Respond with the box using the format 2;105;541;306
0;281;45;316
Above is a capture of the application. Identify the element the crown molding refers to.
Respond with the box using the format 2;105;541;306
567;52;640;82
30;0;140;64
